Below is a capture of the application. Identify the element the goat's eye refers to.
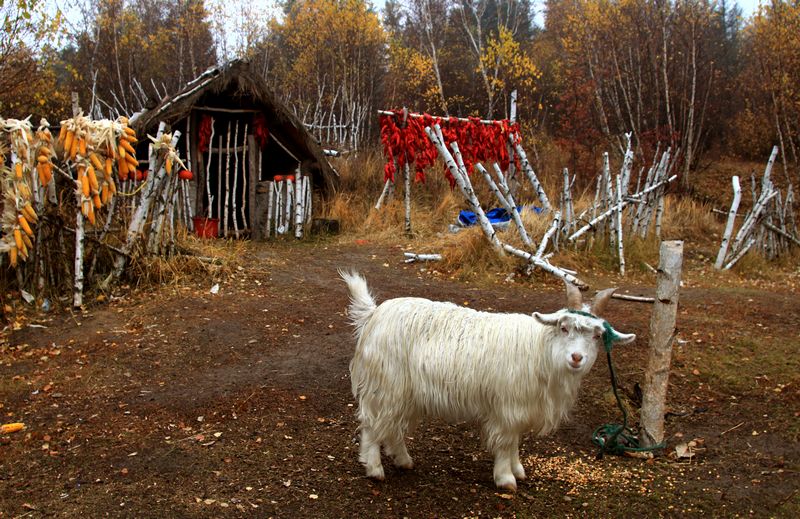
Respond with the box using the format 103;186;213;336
561;325;569;334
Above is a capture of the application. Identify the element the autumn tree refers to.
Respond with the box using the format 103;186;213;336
65;0;216;116
742;0;800;182
0;0;67;117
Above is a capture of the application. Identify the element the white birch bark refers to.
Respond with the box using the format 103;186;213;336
501;243;588;289
265;181;274;238
535;211;561;259
425;125;501;252
512;135;551;211
295;172;304;239
478;163;532;247
403;253;442;263
616;174;625;276
404;160;412;235
714;176;742;269
216;134;223;222
375;179;393;210
231;121;239;237
205;117;215;217
240;123;249;231
275;180;283;234
284;176;294;235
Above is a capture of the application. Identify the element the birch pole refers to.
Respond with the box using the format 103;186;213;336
425;125;501;252
477;163;532;247
640;240;683;448
616;174;625;276
216;134;223;222
714;176;742;269
69;95;86;308
265;181;274;238
240;123;249;231
512;134;551;211
295;171;304;238
230;121;239;236
404;160;412;235
205;117;215;217
375;179;393;210
285;175;295;235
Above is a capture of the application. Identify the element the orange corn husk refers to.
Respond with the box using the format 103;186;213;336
118;156;129;178
80;172;90;198
78;136;87;157
89;152;104;171
107;175;117;194
92;193;101;209
69;134;79;160
22;204;38;223
125;153;139;168
165;157;173;175
101;183;110;205
13;228;23;250
87;204;96;225
105;156;113;176
37;154;49;164
18;215;34;237
1;423;25;434
9;246;18;268
63;129;74;154
87;165;99;192
14;163;23;179
124;126;136;138
58;125;67;143
120;138;136;155
21;232;33;250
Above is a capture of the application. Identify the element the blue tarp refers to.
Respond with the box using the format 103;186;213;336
458;206;542;227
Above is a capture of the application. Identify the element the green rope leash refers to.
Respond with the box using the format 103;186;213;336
567;310;665;458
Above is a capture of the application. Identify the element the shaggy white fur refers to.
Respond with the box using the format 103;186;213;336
340;270;635;491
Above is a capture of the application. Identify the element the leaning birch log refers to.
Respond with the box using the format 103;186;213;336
730;190;778;255
476;164;532;247
640;240;684;449
568;175;678;242
295;172;304;239
763;221;800;247
563;167;574;235
724;237;756;270
106;123;176;285
231;121;240;236
714;176;742;269
616;175;625;276
501;243;589;289
375;179;393;210
512;135;551;211
404;252;442;263
424;125;501;252
478;163;510;209
535;211;561;258
404;159;412;235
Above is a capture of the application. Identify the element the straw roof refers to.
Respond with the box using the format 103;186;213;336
131;60;338;196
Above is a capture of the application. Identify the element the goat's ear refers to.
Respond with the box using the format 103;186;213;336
565;281;583;310
611;330;636;345
533;311;561;326
591;288;617;315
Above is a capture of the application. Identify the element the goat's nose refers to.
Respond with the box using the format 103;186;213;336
571;353;583;364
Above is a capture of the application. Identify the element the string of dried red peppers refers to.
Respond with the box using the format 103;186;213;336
379;110;522;188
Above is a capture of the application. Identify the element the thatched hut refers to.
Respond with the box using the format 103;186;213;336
131;59;338;238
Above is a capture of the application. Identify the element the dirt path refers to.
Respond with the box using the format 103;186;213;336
2;241;798;517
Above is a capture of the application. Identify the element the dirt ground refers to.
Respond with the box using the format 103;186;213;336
1;240;798;518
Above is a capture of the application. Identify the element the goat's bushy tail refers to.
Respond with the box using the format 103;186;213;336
339;270;377;339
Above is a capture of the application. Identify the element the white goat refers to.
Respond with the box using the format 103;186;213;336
341;270;635;491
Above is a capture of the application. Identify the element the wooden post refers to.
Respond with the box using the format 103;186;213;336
247;135;258;236
70;93;85;308
640;240;684;448
715;176;742;269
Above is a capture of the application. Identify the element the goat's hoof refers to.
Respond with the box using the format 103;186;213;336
393;455;414;470
366;466;385;481
495;475;517;492
512;464;526;480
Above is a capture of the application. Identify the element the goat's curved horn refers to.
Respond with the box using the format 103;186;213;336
565;281;583;310
607;326;636;345
591;288;617;315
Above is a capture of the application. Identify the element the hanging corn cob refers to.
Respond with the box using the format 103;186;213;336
0;117;39;268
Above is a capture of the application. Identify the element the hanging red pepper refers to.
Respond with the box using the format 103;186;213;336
197;115;214;154
253;113;270;149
